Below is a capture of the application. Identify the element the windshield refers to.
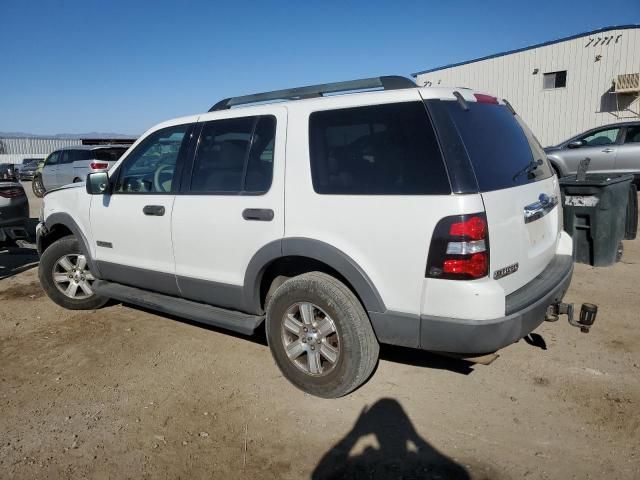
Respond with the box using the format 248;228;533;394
442;101;553;191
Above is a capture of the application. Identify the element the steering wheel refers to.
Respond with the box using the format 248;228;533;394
153;164;175;192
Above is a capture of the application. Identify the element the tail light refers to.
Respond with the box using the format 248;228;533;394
0;187;26;198
90;162;109;170
474;93;499;104
426;213;489;280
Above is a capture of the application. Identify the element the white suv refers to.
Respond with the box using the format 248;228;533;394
36;76;594;398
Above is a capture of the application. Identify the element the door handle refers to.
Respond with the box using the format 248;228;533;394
602;148;614;153
143;205;165;216
242;208;274;221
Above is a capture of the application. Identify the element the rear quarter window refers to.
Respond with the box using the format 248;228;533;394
442;101;552;191
309;102;451;195
93;148;128;162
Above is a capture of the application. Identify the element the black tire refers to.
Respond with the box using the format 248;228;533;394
73;177;82;183
265;272;379;398
38;236;108;310
32;175;45;197
624;183;638;240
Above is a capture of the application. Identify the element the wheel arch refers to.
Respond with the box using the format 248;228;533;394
243;238;386;315
41;213;101;278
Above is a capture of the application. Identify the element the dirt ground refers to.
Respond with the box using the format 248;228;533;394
1;186;639;479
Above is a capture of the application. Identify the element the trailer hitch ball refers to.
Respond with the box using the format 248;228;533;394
549;302;598;333
578;303;598;332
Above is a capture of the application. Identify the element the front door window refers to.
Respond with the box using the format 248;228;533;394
114;125;190;193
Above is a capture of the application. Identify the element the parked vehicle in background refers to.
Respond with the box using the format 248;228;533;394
18;158;43;181
0;163;18;181
0;181;29;244
36;76;596;398
32;145;128;197
545;121;640;182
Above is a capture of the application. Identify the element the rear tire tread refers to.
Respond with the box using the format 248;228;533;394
265;271;379;398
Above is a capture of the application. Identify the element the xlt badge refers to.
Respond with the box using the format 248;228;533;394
493;262;519;280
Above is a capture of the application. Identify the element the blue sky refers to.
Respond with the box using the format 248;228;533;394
0;0;637;135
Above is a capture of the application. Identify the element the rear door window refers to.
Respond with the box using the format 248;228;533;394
441;101;552;191
190;115;276;194
60;150;73;164
309;102;450;195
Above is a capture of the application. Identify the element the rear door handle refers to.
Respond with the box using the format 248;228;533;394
242;208;274;221
602;148;614;153
143;205;165;216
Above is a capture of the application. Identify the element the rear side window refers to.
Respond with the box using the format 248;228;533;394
309;102;450;195
69;150;92;162
93;148;127;161
191;115;275;194
625;125;640;144
442;101;552;191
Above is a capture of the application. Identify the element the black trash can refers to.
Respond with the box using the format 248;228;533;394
559;173;633;266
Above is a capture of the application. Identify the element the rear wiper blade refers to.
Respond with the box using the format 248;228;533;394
513;158;543;181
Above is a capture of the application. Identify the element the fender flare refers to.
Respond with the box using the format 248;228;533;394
43;212;102;278
243;238;386;314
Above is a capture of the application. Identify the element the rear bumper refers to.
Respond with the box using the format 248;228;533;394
370;254;574;354
0;215;29;243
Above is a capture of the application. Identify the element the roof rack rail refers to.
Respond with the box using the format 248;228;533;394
208;75;416;112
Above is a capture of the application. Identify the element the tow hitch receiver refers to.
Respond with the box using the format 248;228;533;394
545;302;598;333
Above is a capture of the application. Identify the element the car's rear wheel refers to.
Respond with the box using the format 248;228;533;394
38;236;108;310
265;272;379;398
32;175;45;197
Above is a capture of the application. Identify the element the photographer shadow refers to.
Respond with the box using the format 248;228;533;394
312;398;470;479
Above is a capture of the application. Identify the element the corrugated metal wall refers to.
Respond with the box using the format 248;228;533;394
0;154;45;164
0;137;82;156
415;27;640;146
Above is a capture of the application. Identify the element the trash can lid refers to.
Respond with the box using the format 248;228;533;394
559;173;634;187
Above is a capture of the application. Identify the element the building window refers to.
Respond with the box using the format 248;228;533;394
543;71;567;89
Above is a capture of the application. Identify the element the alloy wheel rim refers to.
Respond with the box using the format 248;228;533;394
52;254;95;299
281;302;340;376
34;179;45;195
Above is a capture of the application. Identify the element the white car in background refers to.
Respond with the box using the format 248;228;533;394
33;145;129;196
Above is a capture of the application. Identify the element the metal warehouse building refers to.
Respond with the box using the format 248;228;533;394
413;25;640;146
0;137;82;165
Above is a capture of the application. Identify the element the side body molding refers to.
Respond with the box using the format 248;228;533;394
43;212;102;278
243;237;386;315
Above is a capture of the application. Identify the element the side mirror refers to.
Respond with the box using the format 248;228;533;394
567;140;583;149
86;171;109;195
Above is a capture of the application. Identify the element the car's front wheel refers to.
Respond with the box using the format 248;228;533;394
38;236;108;310
32;175;45;197
265;272;379;398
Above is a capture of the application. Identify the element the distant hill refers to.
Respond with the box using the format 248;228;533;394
0;131;137;139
